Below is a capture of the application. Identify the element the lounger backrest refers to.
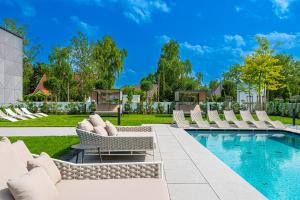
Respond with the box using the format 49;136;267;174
256;111;270;121
207;110;221;121
190;110;203;122
21;108;31;115
0;110;7;117
240;110;254;121
224;110;237;121
5;109;17;117
14;108;24;115
193;105;201;112
173;110;185;122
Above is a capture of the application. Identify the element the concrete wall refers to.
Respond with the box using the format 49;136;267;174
0;28;23;105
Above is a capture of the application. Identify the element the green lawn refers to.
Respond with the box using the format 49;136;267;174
0;113;298;127
8;136;79;158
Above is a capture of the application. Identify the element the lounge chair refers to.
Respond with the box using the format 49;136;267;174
190;110;210;128
0;110;18;122
240;110;269;129
14;108;36;119
224;110;250;129
207;110;231;128
21;107;48;117
0;137;170;200
256;111;286;129
76;124;156;161
173;110;190;128
5;108;28;120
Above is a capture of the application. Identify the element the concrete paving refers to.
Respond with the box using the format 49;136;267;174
0;127;76;136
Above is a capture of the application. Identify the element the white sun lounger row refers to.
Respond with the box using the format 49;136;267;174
173;109;286;130
0;107;48;122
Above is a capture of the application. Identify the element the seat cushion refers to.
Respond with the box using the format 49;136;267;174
27;152;61;184
56;178;169;200
93;126;108;136
78;120;94;132
0;140;28;200
12;141;34;167
89;114;106;127
7;167;59;200
105;121;118;136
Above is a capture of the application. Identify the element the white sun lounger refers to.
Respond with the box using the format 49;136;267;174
21;107;47;117
256;111;286;129
190;110;210;128
207;110;231;128
14;108;36;119
0;110;18;122
224;110;250;129
240;110;269;129
5;108;28;120
173;110;190;128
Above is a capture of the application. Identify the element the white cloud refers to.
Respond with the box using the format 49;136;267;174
180;42;210;55
270;0;296;19
155;35;171;43
224;34;246;47
70;16;99;36
257;31;300;48
234;6;243;12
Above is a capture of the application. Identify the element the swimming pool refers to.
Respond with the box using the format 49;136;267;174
187;130;300;200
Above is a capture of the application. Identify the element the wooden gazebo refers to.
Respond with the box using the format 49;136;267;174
174;90;207;113
91;89;122;114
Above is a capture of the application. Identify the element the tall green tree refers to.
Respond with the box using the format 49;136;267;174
2;18;40;95
70;32;94;100
240;36;285;108
92;36;127;89
48;47;72;101
157;40;195;101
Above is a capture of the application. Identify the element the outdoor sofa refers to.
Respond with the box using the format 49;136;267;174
0;137;170;200
76;114;156;160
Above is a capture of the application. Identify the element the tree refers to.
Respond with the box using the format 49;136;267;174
92;36;127;89
44;77;60;101
221;80;237;101
140;79;152;92
240;36;285;109
209;80;219;91
2;18;40;95
48;47;72;101
196;72;203;86
70;32;94;100
157;40;196;101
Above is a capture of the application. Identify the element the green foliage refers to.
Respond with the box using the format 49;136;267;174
221;80;237;101
44;77;61;101
140;79;153;92
24;92;47;102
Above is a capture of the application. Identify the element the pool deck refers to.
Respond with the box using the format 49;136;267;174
152;124;267;200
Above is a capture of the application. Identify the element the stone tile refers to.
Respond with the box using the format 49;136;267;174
165;167;206;183
168;184;219;200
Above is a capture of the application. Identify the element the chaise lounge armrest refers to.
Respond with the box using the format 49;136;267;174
51;158;163;180
116;126;153;132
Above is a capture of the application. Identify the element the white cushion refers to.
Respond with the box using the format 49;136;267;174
1;137;11;144
27;152;61;184
0;140;28;189
105;121;118;136
7;167;59;200
93;126;108;136
12;141;34;167
89;114;106;127
78;120;94;132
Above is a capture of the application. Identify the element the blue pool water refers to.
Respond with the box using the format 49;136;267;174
187;130;300;200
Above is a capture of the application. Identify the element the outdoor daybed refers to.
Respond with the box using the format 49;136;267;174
0;137;169;200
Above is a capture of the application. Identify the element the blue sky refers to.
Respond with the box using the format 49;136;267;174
1;0;300;87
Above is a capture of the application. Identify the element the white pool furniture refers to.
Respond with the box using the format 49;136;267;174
207;110;231;128
5;108;28;120
21;107;47;117
224;110;251;129
0;110;18;122
14;108;36;119
0;137;170;200
256;111;286;129
190;110;210;128
173;110;190;128
240;110;269;129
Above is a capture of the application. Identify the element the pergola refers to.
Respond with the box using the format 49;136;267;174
174;90;207;113
91;89;122;114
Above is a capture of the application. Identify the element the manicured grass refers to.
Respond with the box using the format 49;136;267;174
0;113;298;127
8;136;79;159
